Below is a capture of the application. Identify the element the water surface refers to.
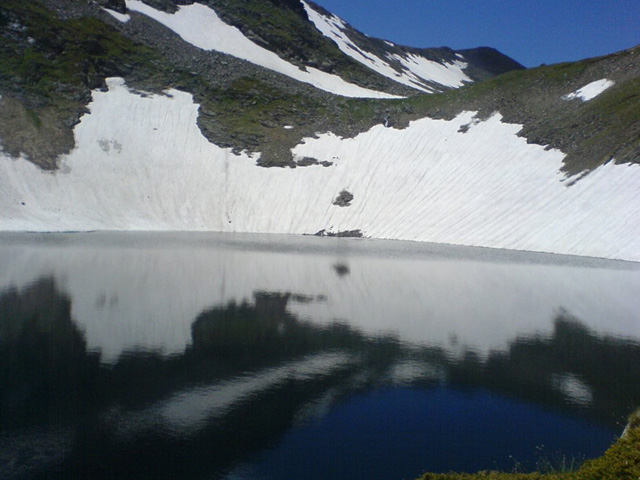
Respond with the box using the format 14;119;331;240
0;232;638;480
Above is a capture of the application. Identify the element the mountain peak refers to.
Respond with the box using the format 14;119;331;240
0;0;638;261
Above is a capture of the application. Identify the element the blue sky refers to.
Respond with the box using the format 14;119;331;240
311;0;640;67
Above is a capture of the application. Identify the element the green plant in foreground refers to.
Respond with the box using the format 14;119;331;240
417;411;640;480
532;445;585;475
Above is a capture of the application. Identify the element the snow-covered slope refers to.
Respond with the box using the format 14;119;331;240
103;6;130;23
125;0;400;99
1;79;639;261
302;1;471;92
564;78;615;101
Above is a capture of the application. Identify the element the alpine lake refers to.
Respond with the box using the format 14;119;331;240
1;232;638;480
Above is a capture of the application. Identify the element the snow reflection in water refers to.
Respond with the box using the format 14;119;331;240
0;232;638;480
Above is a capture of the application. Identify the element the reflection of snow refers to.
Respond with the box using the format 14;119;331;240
389;360;444;385
293;389;342;427
0;232;638;363
107;352;353;436
552;373;594;406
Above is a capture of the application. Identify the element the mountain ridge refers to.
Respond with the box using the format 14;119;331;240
0;0;639;261
0;0;527;169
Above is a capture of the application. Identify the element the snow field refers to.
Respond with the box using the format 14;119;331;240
102;7;130;23
124;0;400;99
0;78;639;262
302;1;471;91
564;78;615;101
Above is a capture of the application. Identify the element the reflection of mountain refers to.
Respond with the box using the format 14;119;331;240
0;279;638;479
0;279;102;430
448;313;640;426
1;232;639;363
0;283;406;479
190;291;403;370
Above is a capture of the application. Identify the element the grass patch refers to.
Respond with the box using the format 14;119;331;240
1;0;637;174
0;0;167;167
25;108;42;129
205;0;405;93
400;48;640;174
0;1;159;96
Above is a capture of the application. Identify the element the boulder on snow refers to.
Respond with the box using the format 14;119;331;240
333;190;354;207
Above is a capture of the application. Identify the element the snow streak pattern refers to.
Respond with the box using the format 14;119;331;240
125;1;400;99
302;1;471;92
1;79;639;261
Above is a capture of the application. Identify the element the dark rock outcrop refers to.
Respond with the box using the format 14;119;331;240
333;190;354;207
96;0;127;14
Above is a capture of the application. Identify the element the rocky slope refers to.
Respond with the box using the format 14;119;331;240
0;0;639;261
0;0;524;168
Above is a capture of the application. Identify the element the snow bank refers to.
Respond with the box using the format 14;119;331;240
564;78;615;101
124;0;399;99
388;53;470;89
102;7;130;23
1;78;639;262
302;1;471;92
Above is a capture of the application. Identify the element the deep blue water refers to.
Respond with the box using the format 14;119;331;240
243;386;615;480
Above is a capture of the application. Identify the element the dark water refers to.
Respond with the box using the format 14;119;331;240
0;232;639;480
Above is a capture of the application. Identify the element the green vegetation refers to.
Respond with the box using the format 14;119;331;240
403;48;640;174
0;0;386;167
205;0;407;93
0;0;637;174
24;108;42;129
417;411;640;480
192;75;329;165
0;1;160;97
0;0;164;167
203;42;638;173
